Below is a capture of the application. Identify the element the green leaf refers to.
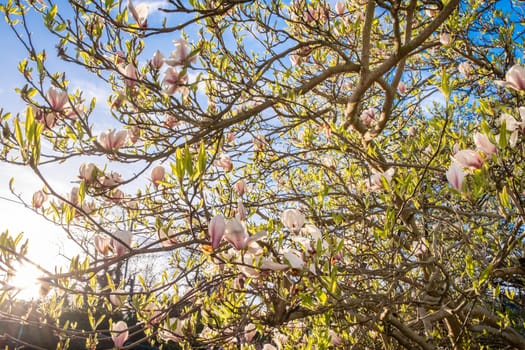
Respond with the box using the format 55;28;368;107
499;121;507;148
440;69;451;101
499;186;511;209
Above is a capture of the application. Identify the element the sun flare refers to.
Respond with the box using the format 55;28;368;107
9;263;47;300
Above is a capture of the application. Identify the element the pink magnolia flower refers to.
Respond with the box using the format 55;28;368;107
158;228;177;247
46;87;69;112
397;82;407;95
496;64;525;91
245;323;257;343
335;1;345;15
162;67;189;96
109;289;126;307
226;132;236;143
499;112;524;147
165;39;196;66
94;234;111;255
458;62;473;77
473;132;497;156
111;320;129;348
150;50;165;69
97;171;123;188
110;230;132;257
439;33;451;46
412;239;429;257
209;214;226;249
67;186;79;206
108;188;125;204
216;153;233;171
328;329;342;346
32;190;47;209
236;199;247;221
367;168;395;191
99;129;128;151
159;318;186;342
128;126;140;144
79;163;97;183
446;163;465;191
123;63;139;87
452;149;483;169
235;180;246;196
282;248;305;270
238;254;288;278
224;218;265;250
281;208;305;233
290;54;301;66
253;134;268;151
151;165;165;188
360;108;375;127
128;0;148;28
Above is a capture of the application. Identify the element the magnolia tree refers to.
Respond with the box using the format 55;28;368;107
1;0;525;348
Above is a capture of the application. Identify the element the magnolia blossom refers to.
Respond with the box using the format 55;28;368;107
46;87;68;112
79;163;97;183
439;33;451;46
122;63;139;87
111;321;129;348
150;50;164;69
128;0;148;27
446;163;465;191
209;214;226;249
99;129;128;151
111;230;132;257
97;171;123;188
236;199;247;221
281;208;305;233
128;126;140;144
237;253;288;278
158;228;177;247
282;248;305;270
407;126;417;137
412;239;429;257
452;149;483;169
360;108;375;127
216;153;233;171
151;165;165;188
67;186;79;206
328;329;342;346
159;318;187;342
499;111;524;147
458;62;473;77
245;323;257;343
367;168;395;191
108;188;125;204
335;1;345;15
162;67;188;96
235;180;246;196
473;132;497;156
397;82;407;95
253;134;269;151
224;132;235;143
32;190;47;209
290;54;301;66
496;64;525;91
224;218;265;250
109;289;126;307
94;234;111;255
165;39;196;66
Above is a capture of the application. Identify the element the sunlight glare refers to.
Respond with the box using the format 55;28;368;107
9;263;47;300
